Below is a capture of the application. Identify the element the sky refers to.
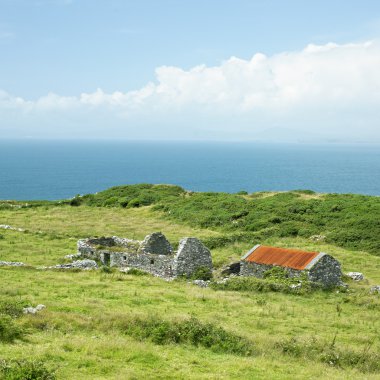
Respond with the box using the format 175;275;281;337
1;0;380;142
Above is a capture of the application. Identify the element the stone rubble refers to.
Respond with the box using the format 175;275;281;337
0;224;24;232
23;304;46;315
346;272;364;281
370;285;380;294
47;259;98;270
64;253;82;260
309;235;326;242
0;261;26;267
192;280;210;288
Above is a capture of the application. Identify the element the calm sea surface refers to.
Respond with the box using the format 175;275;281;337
0;140;379;200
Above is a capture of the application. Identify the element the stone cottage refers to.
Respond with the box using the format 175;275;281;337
240;244;341;287
77;232;213;278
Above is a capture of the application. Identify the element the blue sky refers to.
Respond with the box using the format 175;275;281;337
1;0;380;141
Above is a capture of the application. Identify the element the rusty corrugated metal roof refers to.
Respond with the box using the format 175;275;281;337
244;245;320;270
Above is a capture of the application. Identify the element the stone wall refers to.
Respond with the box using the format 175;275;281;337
173;238;213;277
107;251;174;277
308;254;341;286
240;261;302;279
139;232;173;255
76;233;213;279
240;254;342;287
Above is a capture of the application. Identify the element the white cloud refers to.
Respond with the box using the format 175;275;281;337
1;40;380;141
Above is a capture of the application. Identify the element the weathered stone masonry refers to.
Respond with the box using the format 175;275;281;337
240;244;342;287
77;232;213;278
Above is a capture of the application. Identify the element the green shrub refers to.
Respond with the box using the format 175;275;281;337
211;275;311;295
100;266;113;274
125;268;149;276
0;359;56;380
0;315;24;343
62;184;380;255
0;299;26;318
276;336;380;373
191;266;213;281
69;196;82;207
119;316;254;356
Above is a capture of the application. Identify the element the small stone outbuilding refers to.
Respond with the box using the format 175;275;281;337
77;232;213;279
240;244;341;287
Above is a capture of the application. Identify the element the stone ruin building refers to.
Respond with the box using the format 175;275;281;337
240;244;342;287
77;232;213;278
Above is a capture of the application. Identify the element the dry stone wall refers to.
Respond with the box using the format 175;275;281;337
240;253;341;287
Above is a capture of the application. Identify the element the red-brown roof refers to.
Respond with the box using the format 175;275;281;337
244;245;320;270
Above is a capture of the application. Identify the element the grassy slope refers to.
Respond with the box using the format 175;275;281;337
1;186;380;379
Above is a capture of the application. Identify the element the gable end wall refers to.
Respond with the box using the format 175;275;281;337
308;254;341;286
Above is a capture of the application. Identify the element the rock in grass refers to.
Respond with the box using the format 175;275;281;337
23;304;46;315
48;259;98;270
0;261;26;267
192;279;210;288
0;224;24;232
346;272;364;281
370;285;380;294
64;253;82;260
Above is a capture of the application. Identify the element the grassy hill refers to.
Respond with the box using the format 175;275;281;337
1;184;380;379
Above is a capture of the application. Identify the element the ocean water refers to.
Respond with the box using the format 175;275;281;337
0;140;379;200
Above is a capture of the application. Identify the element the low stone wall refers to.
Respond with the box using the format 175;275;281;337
110;252;174;277
240;262;302;279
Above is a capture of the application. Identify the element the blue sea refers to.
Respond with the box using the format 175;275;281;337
0;140;379;200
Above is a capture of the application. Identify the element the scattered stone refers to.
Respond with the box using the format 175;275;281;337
370;285;380;294
289;283;302;289
23;304;46;315
346;272;364;281
64;253;82;260
0;224;24;232
216;277;230;285
139;232;173;255
309;235;326;242
0;261;26;267
48;259;98;270
192;280;210;288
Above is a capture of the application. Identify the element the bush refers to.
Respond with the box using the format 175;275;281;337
125;268;149;276
191;266;213;281
63;184;380;255
119;316;254;356
100;266;113;274
0;359;56;380
211;275;311;295
0;299;26;318
0;315;24;343
276;336;380;373
69;196;82;207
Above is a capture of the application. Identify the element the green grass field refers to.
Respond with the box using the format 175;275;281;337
1;185;380;379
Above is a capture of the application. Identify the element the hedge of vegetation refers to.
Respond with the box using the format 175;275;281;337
66;184;380;255
116;316;254;356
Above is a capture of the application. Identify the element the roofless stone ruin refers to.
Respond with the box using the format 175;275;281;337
77;232;213;278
